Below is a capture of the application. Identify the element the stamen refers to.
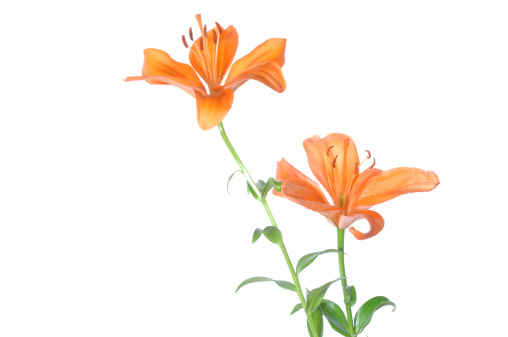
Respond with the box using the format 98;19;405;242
215;22;223;34
332;155;338;168
199;38;204;50
203;24;207;37
188;27;194;41
367;158;376;170
365;150;371;159
212;29;217;43
326;145;334;156
354;162;359;174
181;35;189;48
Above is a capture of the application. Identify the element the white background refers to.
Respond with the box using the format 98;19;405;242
1;0;507;336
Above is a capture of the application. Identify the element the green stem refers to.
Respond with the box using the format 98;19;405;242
217;122;319;337
337;229;356;336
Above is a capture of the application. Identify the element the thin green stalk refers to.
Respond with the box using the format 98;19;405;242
217;122;319;337
337;229;356;336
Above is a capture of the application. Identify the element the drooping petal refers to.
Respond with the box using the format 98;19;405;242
353;167;440;209
226;38;286;84
274;158;343;226
125;48;206;96
303;134;360;207
195;88;234;131
337;210;384;240
223;60;286;92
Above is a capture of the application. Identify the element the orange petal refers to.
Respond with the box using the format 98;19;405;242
224;60;286;93
226;38;286;84
274;158;342;226
354;167;440;208
303;134;360;207
195;88;234;131
347;168;383;212
337;210;384;240
189;26;239;86
125;48;206;96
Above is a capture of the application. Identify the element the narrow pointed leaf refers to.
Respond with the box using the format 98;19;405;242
262;226;283;245
227;170;242;194
252;228;263;244
235;276;296;293
307;306;324;337
320;299;350;337
354;296;396;335
296;249;345;274
306;278;342;314
343;285;357;307
290;303;303;315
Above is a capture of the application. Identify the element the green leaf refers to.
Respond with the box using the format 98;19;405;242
235;276;296;293
290;303;303;315
296;249;345;274
307;306;324;337
354;296;396;335
306;278;343;314
226;170;242;194
252;228;264;244
343;285;357;307
260;177;282;200
262;226;283;245
320;299;350;337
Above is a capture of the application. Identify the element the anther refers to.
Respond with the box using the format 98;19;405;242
215;22;223;34
332;155;338;168
212;29;217;43
181;35;189;48
188;27;194;41
354;162;359;174
367;158;376;170
199;38;204;50
203;25;207;37
365;150;371;159
327;145;334;156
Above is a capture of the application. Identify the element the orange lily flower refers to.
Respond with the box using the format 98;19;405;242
273;134;439;240
125;14;287;131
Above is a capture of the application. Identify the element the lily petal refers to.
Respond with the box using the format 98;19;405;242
274;158;342;226
226;38;286;84
337;210;384;240
303;134;360;207
347;168;383;212
195;88;234;131
189;26;239;85
224;60;286;93
125;48;206;96
354;167;440;209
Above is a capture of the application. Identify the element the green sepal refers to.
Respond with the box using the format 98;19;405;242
290;303;303;315
226;170;243;194
306;278;343;315
296;249;345;274
354;296;396;335
307;306;324;337
320;299;350;337
235;276;296;293
343;285;357;307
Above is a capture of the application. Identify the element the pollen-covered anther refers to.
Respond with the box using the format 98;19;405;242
188;27;194;41
215;22;223;34
332;155;338;168
212;30;218;43
182;35;189;48
354;162;359;174
367;158;376;170
365;150;371;159
203;25;207;37
327;145;334;156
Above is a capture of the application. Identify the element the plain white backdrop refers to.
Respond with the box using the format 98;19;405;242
1;0;507;336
